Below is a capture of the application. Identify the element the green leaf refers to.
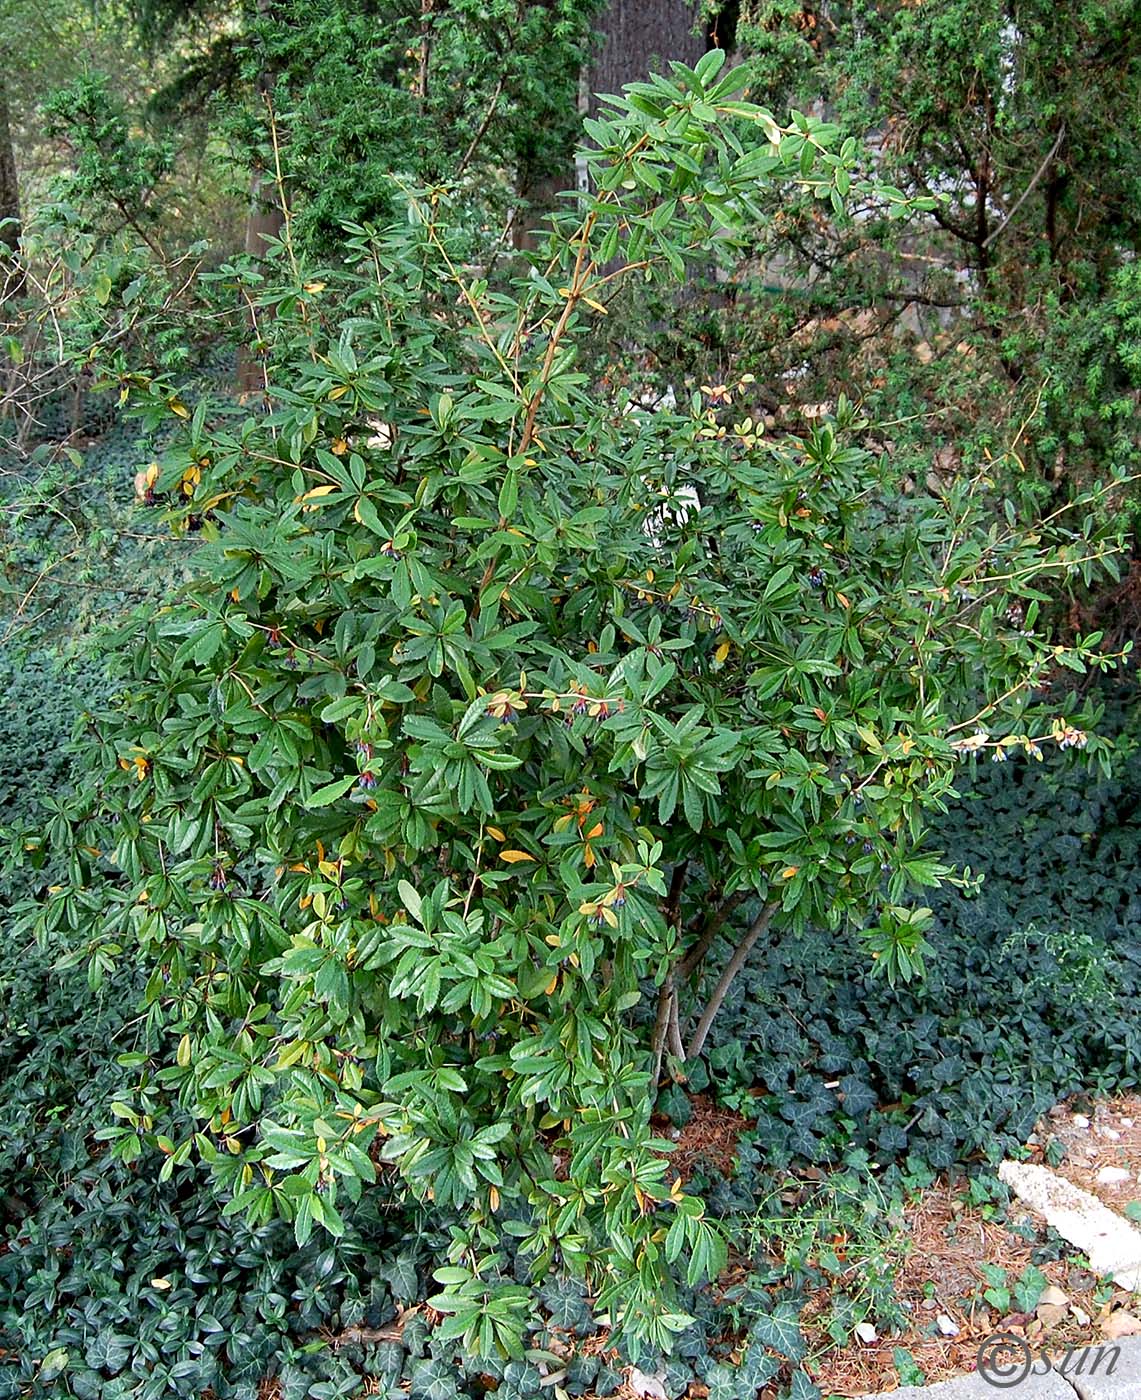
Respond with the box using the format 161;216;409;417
751;1304;805;1360
307;775;357;807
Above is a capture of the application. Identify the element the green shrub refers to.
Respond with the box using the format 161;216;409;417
695;686;1141;1183
24;54;1130;1358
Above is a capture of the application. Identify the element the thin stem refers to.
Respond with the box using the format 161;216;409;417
677;890;746;980
686;900;780;1061
983;125;1066;249
666;994;684;1061
456;77;504;179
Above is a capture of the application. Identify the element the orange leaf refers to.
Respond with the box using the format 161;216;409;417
501;850;535;863
586;822;604;840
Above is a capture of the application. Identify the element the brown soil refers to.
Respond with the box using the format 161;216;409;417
1028;1094;1141;1215
805;1094;1141;1397
653;1094;752;1185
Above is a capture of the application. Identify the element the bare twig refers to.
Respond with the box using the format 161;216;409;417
983;125;1066;249
686;900;781;1061
456;77;505;179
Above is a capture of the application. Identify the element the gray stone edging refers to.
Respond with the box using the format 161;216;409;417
861;1336;1141;1400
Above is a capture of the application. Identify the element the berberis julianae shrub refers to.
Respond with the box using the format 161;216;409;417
27;53;1130;1356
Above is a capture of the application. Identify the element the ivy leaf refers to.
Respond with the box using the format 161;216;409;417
788;1368;822;1400
751;1303;806;1360
380;1251;419;1302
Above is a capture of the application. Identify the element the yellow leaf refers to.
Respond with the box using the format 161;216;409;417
837;592;851;609
301;484;338;503
781;866;799;880
486;826;506;841
501;849;536;863
328;384;350;400
303;280;326;294
169;399;190;419
489;1185;500;1212
331;437;349;455
714;639;731;664
544;973;559;995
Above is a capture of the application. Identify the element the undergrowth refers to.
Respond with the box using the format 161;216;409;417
1;634;1137;1395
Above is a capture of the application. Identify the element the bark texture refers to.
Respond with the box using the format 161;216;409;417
0;70;24;297
513;0;707;248
236;0;285;395
585;0;707;117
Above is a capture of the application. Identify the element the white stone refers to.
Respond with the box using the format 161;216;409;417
1074;1114;1092;1128
936;1313;960;1336
999;1161;1141;1289
1097;1167;1132;1185
855;1322;878;1344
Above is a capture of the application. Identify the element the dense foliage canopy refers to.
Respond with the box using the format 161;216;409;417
1;0;1138;1393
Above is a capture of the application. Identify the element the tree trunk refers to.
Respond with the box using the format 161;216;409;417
236;0;285;396
0;69;24;299
513;0;707;250
585;0;706;118
236;166;286;395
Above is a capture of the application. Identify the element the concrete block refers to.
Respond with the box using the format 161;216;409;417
862;1359;1077;1398
1062;1336;1141;1399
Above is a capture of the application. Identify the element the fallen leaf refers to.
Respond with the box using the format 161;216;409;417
628;1367;669;1400
1102;1311;1141;1340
